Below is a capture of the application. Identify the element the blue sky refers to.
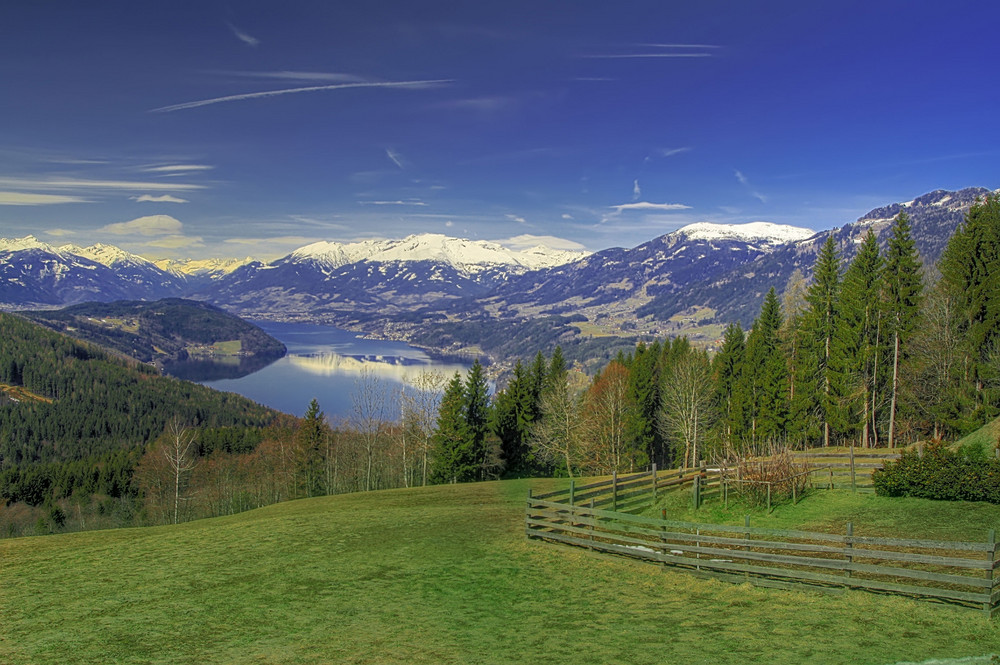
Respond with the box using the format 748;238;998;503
1;0;998;260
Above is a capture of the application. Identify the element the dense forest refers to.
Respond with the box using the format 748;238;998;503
4;194;1000;538
22;298;286;365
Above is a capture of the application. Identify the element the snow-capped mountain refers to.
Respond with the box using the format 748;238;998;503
288;233;588;273
676;221;815;245
200;233;591;315
0;236;184;308
154;256;255;279
633;187;998;327
476;221;817;319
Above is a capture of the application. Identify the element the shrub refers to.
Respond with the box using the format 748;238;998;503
873;441;1000;503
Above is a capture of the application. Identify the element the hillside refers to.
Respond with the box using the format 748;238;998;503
2;480;999;664
22;298;286;368
0;312;281;466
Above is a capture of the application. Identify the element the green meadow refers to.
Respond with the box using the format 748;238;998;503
3;479;1000;664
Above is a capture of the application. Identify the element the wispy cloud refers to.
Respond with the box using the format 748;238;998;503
145;235;205;250
218;70;364;83
645;147;691;163
505;214;527;224
227;22;259;47
639;43;722;49
632;179;641;201
44;228;76;237
0;177;204;192
385;148;406;169
583;53;713;59
610;201;692;213
735;170;767;203
561;213;574;220
151;79;454;113
131;194;189;203
659;147;690;158
0;191;90;205
142;164;213;173
100;214;183;236
583;43;720;59
358;199;427;206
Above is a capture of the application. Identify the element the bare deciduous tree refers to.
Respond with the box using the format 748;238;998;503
353;367;388;491
659;351;715;469
162;417;198;525
530;380;585;477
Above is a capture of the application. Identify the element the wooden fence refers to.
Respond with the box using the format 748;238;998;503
527;482;1000;615
530;465;712;515
792;448;900;492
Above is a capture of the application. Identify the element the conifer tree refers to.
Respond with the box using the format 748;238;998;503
492;360;535;475
736;288;788;448
882;212;923;448
463;360;492;480
834;230;884;446
939;193;1000;426
801;235;842;446
711;322;745;451
430;372;469;483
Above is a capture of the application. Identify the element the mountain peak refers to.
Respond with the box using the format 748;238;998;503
676;221;815;245
0;235;59;254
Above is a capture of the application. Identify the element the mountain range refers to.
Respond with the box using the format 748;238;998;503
1;187;995;357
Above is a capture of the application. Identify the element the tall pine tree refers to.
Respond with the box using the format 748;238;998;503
939;193;1000;427
882;212;923;448
834;230;884;447
801;235;842;446
735;289;788;448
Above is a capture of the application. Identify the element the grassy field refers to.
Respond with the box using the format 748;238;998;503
3;480;1000;664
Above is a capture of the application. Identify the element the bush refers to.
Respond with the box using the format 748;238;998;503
873;442;1000;503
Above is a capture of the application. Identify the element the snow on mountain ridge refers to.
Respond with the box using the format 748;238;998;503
290;233;589;272
677;222;815;244
0;235;61;254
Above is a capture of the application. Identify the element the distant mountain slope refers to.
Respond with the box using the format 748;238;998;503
0;312;281;466
636;187;995;326
0;236;185;308
21;298;286;366
200;233;590;316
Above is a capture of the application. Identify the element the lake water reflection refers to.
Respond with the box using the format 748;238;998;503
172;321;473;418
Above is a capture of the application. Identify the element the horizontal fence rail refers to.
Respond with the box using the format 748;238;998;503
791;448;901;492
526;483;999;615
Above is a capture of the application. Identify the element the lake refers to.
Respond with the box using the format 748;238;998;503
167;321;474;419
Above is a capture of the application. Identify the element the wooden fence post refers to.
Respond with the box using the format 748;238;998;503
850;445;856;493
766;482;772;513
845;521;854;582
744;515;751;583
612;470;618;512
569;479;575;507
986;528;996;616
692;474;701;509
589;499;595;550
652;463;658;503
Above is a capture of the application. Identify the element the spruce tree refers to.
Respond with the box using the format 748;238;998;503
430;372;469;483
711;322;745;451
736;288;788;448
463;359;492;481
882;212;923;448
801;235;842;446
834;230;884;447
492;361;535;475
940;193;1000;425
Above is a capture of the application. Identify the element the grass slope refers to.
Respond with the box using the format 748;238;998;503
3;480;1000;664
957;416;1000;451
